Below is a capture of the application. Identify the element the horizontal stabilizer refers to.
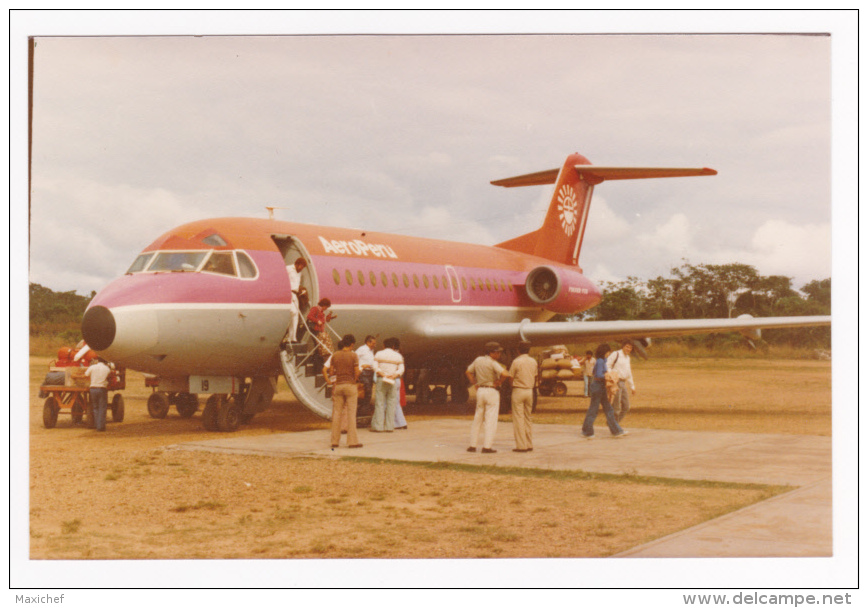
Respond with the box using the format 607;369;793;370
492;165;716;187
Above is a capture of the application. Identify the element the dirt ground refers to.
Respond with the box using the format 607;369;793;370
27;356;831;560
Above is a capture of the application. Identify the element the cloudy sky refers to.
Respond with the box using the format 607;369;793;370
24;19;843;298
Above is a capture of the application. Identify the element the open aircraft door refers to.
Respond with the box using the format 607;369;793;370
272;235;335;420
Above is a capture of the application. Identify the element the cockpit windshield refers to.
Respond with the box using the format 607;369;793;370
126;253;155;274
126;250;258;279
148;251;209;273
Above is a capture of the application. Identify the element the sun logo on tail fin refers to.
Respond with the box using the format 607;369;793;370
557;185;578;236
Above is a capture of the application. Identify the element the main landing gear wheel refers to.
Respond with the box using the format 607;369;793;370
42;396;59;429
430;386;448;405
216;398;241;432
202;395;222;431
111;394;125;422
147;392;170;419
175;393;199;419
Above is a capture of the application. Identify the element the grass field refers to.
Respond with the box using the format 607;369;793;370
27;355;830;559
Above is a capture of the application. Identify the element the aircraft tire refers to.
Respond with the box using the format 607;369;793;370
202;395;220;431
176;394;199;418
216;400;241;432
43;397;59;429
147;392;170;419
451;384;469;405
111;394;125;422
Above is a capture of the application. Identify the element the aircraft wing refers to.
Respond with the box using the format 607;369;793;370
418;315;831;347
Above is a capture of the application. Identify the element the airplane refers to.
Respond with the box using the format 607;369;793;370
80;152;831;431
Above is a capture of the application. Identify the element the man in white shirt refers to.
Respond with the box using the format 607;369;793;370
607;340;636;422
285;257;307;342
355;335;377;411
84;358;112;431
371;337;404;432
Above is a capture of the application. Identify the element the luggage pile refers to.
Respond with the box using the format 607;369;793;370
538;345;580;397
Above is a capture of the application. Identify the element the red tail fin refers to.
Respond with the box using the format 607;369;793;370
494;153;595;267
494;154;716;268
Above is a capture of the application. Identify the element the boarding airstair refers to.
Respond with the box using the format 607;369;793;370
279;324;336;419
278;323;374;426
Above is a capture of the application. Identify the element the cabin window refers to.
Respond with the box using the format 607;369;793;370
442;275;448;289
423;275;430;288
236;252;258;278
392;273;399;287
493;280;500;292
432;275;440;289
381;272;388;287
126;253;154;274
461;277;468;291
413;274;420;288
333;269;341;285
485;279;492;291
369;271;377;286
149;251;208;273
202;252;236;276
451;277;458;289
357;270;365;286
402;273;410;288
345;270;353;286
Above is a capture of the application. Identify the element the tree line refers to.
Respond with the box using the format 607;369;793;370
29;283;94;329
572;262;831;348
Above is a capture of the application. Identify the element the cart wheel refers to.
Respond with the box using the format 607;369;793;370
202;395;221;431
71;396;85;424
111;394;125;422
553;382;568;397
538;383;553;397
175;394;199;419
216;399;241;432
147;392;170;419
42;397;59;429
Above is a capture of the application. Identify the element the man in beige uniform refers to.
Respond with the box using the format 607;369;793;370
465;341;511;454
509;341;538;452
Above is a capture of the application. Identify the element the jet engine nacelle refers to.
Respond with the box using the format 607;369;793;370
525;265;562;305
524;265;598;314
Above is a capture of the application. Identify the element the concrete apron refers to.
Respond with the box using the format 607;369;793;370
168;420;832;557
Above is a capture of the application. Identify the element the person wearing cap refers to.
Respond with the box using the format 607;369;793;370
465;341;511;454
508;341;538;452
